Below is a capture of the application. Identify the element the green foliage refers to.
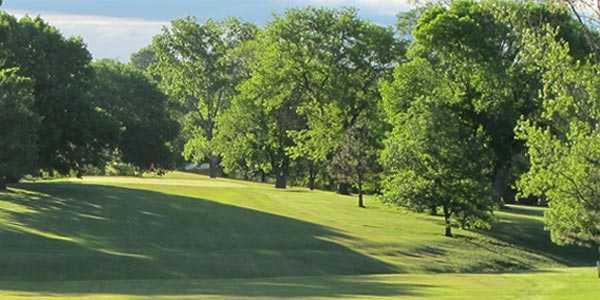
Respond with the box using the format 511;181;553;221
0;68;39;187
0;12;109;175
516;27;600;247
149;17;257;177
329;126;381;207
398;0;594;205
218;7;398;190
129;46;155;71
90;59;179;170
381;60;496;236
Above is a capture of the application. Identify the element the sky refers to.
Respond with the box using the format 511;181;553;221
2;0;412;62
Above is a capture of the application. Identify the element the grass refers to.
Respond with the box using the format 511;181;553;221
0;172;597;299
0;268;598;299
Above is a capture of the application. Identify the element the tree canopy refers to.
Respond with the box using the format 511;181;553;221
90;60;179;170
0;12;109;175
516;27;600;247
0;68;38;189
150;17;257;178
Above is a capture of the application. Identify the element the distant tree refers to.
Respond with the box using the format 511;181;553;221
215;84;292;186
90;60;179;171
396;7;426;37
516;27;600;247
224;7;398;191
329;126;380;208
150;17;257;178
0;68;39;189
130;46;156;71
0;12;110;175
381;62;495;236
291;8;398;196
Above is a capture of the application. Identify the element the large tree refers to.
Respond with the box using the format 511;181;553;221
90;60;179;171
0;68;39;189
516;27;600;247
381;58;495;237
150;17;257;178
0;12;110;175
219;7;398;193
289;8;398;201
404;0;593;205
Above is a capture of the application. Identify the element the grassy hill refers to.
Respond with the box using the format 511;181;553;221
0;172;597;299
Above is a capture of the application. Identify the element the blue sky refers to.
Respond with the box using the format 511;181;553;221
2;0;411;61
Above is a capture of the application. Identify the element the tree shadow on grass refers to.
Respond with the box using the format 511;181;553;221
470;205;595;268
0;182;398;284
0;276;431;298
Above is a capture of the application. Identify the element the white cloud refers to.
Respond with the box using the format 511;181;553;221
305;0;411;16
6;10;168;62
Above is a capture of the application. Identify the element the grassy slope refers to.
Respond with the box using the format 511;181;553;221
0;172;597;299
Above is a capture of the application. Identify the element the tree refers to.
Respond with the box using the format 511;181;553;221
516;27;600;247
405;0;593;205
329;126;380;207
150;17;257;178
380;60;495;236
229;7;398;192
90;60;179;171
298;9;397;197
130;46;156;71
0;68;39;189
0;12;110;176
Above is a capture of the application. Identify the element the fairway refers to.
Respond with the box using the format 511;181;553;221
0;172;597;299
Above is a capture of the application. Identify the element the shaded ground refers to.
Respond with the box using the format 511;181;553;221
0;183;393;281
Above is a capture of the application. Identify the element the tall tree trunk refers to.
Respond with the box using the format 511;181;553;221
443;205;452;237
274;158;289;189
308;162;316;190
260;171;266;183
208;155;219;178
492;165;510;207
357;173;365;208
275;173;287;189
429;206;438;216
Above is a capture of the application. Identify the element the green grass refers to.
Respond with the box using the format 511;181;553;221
0;172;597;299
0;268;597;299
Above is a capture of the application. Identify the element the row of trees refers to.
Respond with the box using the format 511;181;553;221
1;0;599;245
0;3;178;189
138;0;598;242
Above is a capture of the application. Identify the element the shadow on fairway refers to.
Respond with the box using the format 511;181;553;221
0;182;397;284
479;206;596;267
0;276;431;298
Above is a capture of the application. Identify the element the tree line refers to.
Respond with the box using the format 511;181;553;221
1;0;599;245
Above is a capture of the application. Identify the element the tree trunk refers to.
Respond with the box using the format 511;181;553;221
308;163;316;191
274;158;289;189
260;171;266;183
443;205;452;237
357;174;365;208
430;206;438;216
0;177;6;191
445;225;452;237
275;173;287;189
208;155;219;179
358;189;365;208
